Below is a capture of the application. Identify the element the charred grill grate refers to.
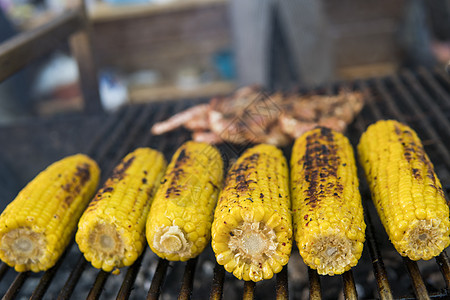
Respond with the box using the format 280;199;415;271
0;68;450;299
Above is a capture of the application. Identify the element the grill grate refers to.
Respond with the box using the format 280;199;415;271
1;68;450;299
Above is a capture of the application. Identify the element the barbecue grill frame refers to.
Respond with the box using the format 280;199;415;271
0;68;449;299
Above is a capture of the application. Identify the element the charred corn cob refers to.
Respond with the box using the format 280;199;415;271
146;141;223;261
291;127;365;275
76;148;166;273
0;154;100;272
211;144;292;282
358;120;450;260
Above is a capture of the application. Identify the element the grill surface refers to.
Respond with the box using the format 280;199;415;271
0;68;450;299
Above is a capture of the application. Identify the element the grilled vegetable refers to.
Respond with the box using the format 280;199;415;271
358;120;450;260
211;144;292;282
291;127;365;275
0;154;100;272
146;141;223;261
76;148;166;273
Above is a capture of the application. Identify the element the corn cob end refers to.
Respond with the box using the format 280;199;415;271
398;219;450;260
228;221;277;268
0;228;47;272
299;231;363;276
150;225;191;260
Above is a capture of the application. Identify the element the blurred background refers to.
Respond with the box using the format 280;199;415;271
0;0;449;124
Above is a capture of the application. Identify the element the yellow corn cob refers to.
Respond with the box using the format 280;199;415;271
0;154;100;272
76;148;166;273
146;141;223;261
211;144;292;282
291;127;365;275
358;120;450;260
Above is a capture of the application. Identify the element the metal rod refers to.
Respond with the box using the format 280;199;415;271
147;259;169;300
209;262;225;300
436;251;450;288
140;103;173;147
116;247;148;300
30;240;77;300
358;80;383;121
417;68;450;107
0;263;9;281
111;104;154;156
403;257;431;300
362;202;394;300
57;256;88;300
342;271;358;300
2;272;29;300
87;270;110;300
178;257;199;300
242;281;255;300
85;109;125;155
374;77;407;123
275;266;288;300
94;105;142;163
308;268;321;300
30;259;63;300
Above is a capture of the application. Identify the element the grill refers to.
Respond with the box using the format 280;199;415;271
1;68;450;299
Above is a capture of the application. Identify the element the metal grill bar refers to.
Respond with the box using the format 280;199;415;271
57;256;87;300
242;281;255;300
93;105;142;162
116;246;147;299
30;253;65;300
147;259;169;300
403;258;431;300
436;252;450;288
417;69;450;107
87;271;109;300
0;263;9;281
178;257;198;300
2;272;28;300
85;109;126;155
342;271;358;299
374;78;407;123
308;267;321;299
275;266;288;300
209;262;225;300
362;202;394;300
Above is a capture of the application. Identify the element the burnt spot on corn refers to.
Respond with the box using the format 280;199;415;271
301;127;340;208
226;153;260;194
64;195;73;206
76;163;91;185
111;156;135;181
103;186;114;193
396;124;444;197
165;148;191;198
142;178;147;184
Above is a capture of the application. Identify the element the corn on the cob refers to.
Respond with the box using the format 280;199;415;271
76;148;166;273
0;154;100;272
211;144;292;282
358;120;450;260
291;127;365;275
146;141;223;261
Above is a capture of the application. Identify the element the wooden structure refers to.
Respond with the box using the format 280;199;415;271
0;7;102;113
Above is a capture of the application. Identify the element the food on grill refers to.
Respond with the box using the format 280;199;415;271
76;148;166;273
146;141;223;261
290;127;365;275
151;86;364;146
0;154;100;272
211;144;292;282
358;120;450;260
